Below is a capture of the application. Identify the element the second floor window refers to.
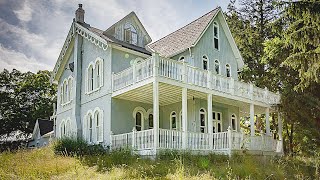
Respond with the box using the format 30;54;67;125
226;64;231;77
86;57;104;93
60;76;73;105
202;56;208;70
124;23;138;45
214;60;220;74
213;22;219;50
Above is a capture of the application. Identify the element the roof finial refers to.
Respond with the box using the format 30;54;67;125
75;4;85;23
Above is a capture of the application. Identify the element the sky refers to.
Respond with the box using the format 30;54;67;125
0;0;232;73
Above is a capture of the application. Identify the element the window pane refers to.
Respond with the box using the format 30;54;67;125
218;123;221;132
200;114;205;126
172;117;176;129
213;112;216;120
214;38;219;49
149;114;153;128
215;64;219;74
214;26;218;37
218;113;221;121
203;60;208;70
232;119;235;130
136;112;141;126
200;127;205;133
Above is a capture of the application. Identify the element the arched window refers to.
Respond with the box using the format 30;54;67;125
179;56;185;62
96;61;100;88
124;23;138;45
135;112;142;131
68;78;72;101
88;65;94;92
226;64;231;77
60;85;63;105
202;56;208;70
231;114;237;131
148;114;153;129
63;80;68;103
95;111;101;142
88;115;93;143
60;120;66;137
213;22;219;50
200;108;206;133
170;111;177;130
214;60;220;74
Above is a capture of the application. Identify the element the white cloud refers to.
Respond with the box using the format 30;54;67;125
0;45;50;72
13;0;33;22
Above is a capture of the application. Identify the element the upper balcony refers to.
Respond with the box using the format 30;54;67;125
111;54;280;106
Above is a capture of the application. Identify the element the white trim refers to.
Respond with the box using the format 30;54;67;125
85;57;104;95
199;108;207;133
133;107;146;131
212;111;223;133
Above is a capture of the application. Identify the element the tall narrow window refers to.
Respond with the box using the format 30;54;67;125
88;65;94;92
170;112;177;130
213;112;222;133
214;60;220;74
226;64;231;77
202;56;208;70
89;115;93;142
213;22;219;50
200;109;206;133
96;62;100;88
96;112;100;142
124;23;138;45
63;81;68;103
135;112;142;131
149;114;153;129
231;114;237;131
68;78;72;101
60;85;63;104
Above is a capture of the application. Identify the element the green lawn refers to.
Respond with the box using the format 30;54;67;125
0;146;318;179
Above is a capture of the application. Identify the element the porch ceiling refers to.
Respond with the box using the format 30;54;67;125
113;82;275;115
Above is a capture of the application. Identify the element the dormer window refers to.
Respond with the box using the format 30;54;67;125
124;23;138;45
213;22;219;50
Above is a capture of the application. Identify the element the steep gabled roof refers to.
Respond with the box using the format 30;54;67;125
30;119;53;140
147;7;219;57
103;11;152;44
147;7;244;69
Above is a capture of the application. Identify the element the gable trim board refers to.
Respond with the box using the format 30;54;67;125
147;7;244;70
51;22;151;84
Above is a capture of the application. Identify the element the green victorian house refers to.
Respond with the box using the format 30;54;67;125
51;4;283;156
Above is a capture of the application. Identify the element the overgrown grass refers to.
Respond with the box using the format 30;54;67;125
0;139;319;179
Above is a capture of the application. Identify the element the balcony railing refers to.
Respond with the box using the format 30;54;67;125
112;55;280;105
110;128;281;155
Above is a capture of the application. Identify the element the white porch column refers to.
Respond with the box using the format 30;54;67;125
182;88;188;149
153;80;159;152
207;94;213;149
265;107;271;135
250;103;255;136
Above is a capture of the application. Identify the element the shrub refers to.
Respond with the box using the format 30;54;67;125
53;137;106;156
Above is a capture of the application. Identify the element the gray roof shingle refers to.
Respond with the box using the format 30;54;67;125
147;8;219;57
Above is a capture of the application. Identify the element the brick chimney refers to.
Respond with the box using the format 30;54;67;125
75;4;85;23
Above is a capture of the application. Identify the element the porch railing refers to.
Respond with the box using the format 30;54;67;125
112;54;280;105
110;128;280;154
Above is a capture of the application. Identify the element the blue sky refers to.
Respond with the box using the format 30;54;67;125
0;0;233;72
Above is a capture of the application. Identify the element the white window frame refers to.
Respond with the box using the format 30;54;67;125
231;114;237;131
88;113;93;143
212;111;223;133
213;21;219;50
226;64;231;78
86;57;104;95
199;108;207;133
60;119;66;138
202;55;209;70
92;108;103;143
170;111;177;130
133;107;146;131
124;23;138;45
147;108;153;129
61;76;73;106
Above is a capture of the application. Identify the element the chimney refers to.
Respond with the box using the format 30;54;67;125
75;4;85;23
